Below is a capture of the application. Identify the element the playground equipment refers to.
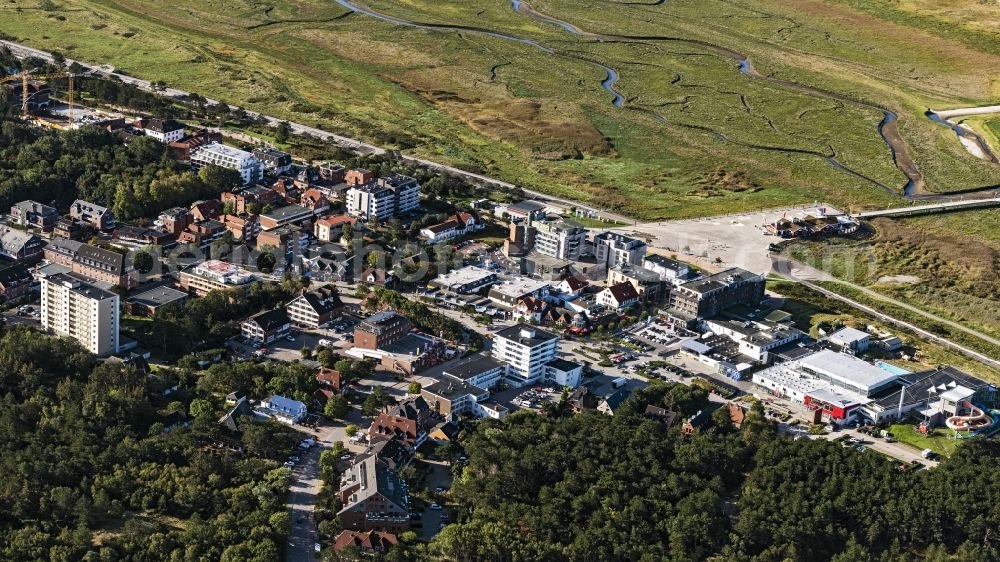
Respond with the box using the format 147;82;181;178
945;400;996;433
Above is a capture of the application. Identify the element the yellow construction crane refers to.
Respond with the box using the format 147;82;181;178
0;70;74;124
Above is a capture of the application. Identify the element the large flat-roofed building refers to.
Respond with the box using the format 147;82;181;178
607;264;666;302
178;260;257;296
259;204;315;231
40;272;120;356
420;379;491;418
593;232;646;269
751;349;903;426
125;286;188;316
795;349;898;397
668;268;765;321
442;353;506;390
492;324;561;387
487;277;551;308
430;266;498;295
190;142;263;185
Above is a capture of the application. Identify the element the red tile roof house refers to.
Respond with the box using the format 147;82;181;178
420;210;483;243
597;281;641;311
300;188;331;213
316;367;343;391
314;214;357;242
333;530;398;554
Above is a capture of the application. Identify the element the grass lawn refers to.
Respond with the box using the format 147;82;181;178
888;423;961;458
4;0;999;220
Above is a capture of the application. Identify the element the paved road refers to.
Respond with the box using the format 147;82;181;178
772;257;1000;371
0;39;632;224
285;410;367;562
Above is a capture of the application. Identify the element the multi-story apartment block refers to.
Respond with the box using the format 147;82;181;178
252;147;292;175
354;311;411;351
43;239;139;289
643;254;690;284
530;218;588;260
69;199;116;231
593;232;647;269
40;272;120;356
345;175;420;221
178;260;257;296
492;324;561;387
221;213;260;241
668;268;765;321
156;207;193;235
345;168;374;186
338;455;411;534
221;185;278;215
190;142;263;185
10;200;59;230
286;286;343;328
241;308;291;345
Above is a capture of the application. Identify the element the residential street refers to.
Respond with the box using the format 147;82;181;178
285;410;367;562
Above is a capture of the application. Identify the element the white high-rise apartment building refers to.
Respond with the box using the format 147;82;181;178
530;218;588;260
492;324;561;387
345;174;420;220
190;142;263;185
41;272;120;356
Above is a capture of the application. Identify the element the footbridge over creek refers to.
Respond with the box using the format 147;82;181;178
852;196;1000;219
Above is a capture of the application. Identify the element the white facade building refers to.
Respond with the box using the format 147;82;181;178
190;142;263;185
345;175;420;221
492;324;561;387
593;232;647;269
41;272;120;356
531;218;588;260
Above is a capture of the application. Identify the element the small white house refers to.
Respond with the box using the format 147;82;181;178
258;395;307;424
829;327;870;353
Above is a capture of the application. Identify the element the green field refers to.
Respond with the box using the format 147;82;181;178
2;0;999;218
889;423;960;458
789;210;1000;345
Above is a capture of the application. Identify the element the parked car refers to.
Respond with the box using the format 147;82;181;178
429;503;442;510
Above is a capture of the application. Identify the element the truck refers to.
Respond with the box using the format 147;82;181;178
611;377;627;389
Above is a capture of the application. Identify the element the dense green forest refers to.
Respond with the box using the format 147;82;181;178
423;385;1000;562
0;119;240;222
0;326;300;562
